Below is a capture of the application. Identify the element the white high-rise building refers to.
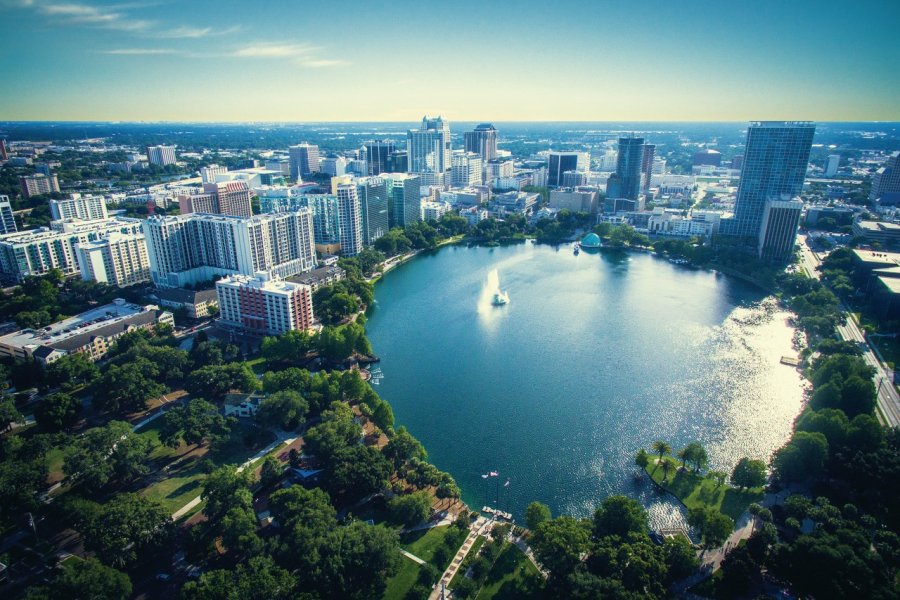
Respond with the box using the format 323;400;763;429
0;196;17;235
321;156;348;177
75;232;150;287
147;145;177;166
451;151;483;187
216;273;313;335
335;183;363;257
49;194;108;221
407;116;451;174
200;164;229;183
824;154;840;177
0;217;143;281
142;210;316;288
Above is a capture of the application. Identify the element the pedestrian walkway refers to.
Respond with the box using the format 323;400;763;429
511;535;548;579
428;517;491;600
400;549;426;565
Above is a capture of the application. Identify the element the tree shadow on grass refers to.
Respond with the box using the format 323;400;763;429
720;488;764;521
166;478;203;500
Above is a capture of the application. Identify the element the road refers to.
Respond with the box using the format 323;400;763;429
798;236;900;427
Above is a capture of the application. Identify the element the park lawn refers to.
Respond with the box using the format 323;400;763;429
382;558;422;600
475;543;546;600
646;457;763;521
46;446;66;485
138;422;275;515
383;526;462;600
245;355;267;374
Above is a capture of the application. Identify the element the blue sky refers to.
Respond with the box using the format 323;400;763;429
0;0;897;121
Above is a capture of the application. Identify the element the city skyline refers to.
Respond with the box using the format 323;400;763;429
1;0;898;122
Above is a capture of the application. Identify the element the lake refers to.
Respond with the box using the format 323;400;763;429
365;242;805;528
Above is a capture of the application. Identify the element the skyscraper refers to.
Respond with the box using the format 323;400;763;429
548;152;584;187
727;121;815;243
0;196;17;235
147;145;176;166
824;154;840;177
357;177;389;246
50;194;108;221
383;173;421;228
335;183;363;257
464;123;498;162
870;152;900;203
451;151;483;187
364;140;395;176
388;150;409;173
407;116;451;174
289;143;320;179
641;143;656;192
614;136;645;200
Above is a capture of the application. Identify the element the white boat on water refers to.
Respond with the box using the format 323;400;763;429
491;291;509;306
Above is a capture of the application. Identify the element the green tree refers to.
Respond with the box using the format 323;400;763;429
202;465;253;521
257;390;308;431
592;495;648;539
186;363;258;399
45;353;99;389
772;431;829;483
34;392;82;431
182;556;296;600
64;421;156;491
92;359;165;413
81;493;174;568
0;397;24;431
329;445;392;500
259;454;283;488
387;490;432;527
730;457;767;489
531;516;591;578
160;398;231;448
634;448;650;470
219;505;264;556
651;440;671;468
26;557;131;600
383;426;427;469
687;507;734;548
525;501;552;531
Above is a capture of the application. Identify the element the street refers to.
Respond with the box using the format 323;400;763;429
798;235;900;427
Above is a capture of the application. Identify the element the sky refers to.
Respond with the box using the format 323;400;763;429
0;0;898;122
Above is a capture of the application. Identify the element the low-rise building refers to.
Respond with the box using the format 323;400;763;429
216;273;313;335
0;299;173;364
851;220;900;247
549;188;597;213
287;265;346;292
459;206;488;226
223;393;264;418
152;288;219;319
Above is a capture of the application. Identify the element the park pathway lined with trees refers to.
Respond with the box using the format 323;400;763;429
428;515;491;600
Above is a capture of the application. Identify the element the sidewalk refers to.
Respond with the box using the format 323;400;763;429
428;516;491;600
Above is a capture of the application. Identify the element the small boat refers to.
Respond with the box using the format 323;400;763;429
491;291;509;306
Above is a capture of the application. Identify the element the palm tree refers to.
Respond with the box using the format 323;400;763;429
651;440;671;472
635;449;650;470
661;458;672;483
677;446;691;471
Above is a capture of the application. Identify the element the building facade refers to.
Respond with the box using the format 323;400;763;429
75;232;151;287
407;116;451;174
179;181;253;217
464;123;498;162
142;210;316;288
289;143;320;179
19;173;60;198
216;273;313;335
336;183;363;257
147;145;176;166
758;198;803;261
364;140;395;176
451;151;483;187
615;136;645;200
383;173;422;228
870;152;900;204
0;196;16;235
49;194;108;221
357;177;389;246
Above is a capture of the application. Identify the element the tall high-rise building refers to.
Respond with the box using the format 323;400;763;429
0;217;143;282
179;181;253;217
19;173;60;198
0;139;7;161
548;152;586;187
75;232;151;287
407;116;451;174
335;184;363;257
641;143;656;192
216;273;313;335
364;140;396;176
321;155;347;177
870;152;900;203
49;194;108;221
382;173;422;228
824;154;840;177
357;177;389;246
298;195;340;249
200;164;228;183
388;150;409;173
464;123;498;162
451;151;483;187
614;136;645;200
147;145;177;166
289;143;320;179
726;121;815;245
758;198;803;262
0;196;17;235
142;210;316;288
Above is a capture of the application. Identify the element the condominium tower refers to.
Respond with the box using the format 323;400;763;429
407;116;451;174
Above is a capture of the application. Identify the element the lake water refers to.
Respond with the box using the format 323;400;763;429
365;242;805;528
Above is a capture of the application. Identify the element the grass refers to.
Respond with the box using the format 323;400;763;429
245;355;267;374
449;535;486;587
646;457;763;521
382;525;466;600
475;543;546;600
137;421;275;515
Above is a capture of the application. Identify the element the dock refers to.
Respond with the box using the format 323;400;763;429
482;506;513;521
780;356;801;366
